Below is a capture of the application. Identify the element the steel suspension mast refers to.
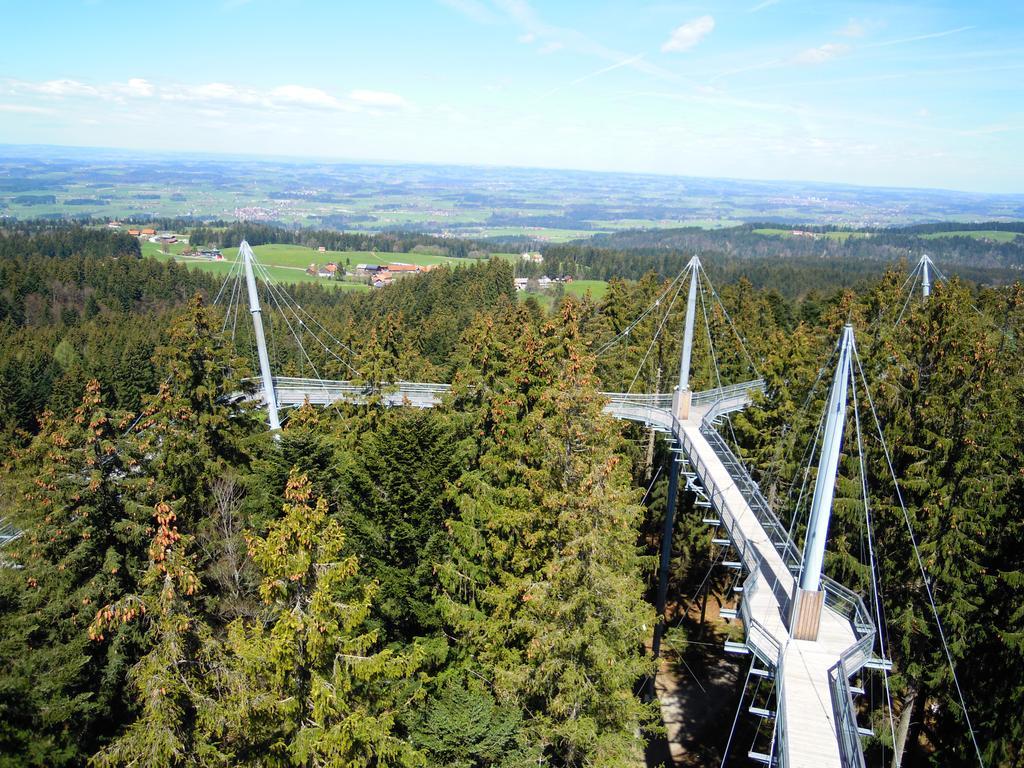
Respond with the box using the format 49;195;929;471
672;256;701;421
790;324;853;640
654;256;701;665
678;256;700;391
241;240;281;432
920;254;932;300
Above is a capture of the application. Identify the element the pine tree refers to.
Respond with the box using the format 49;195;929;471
440;301;657;766
214;471;425;767
0;381;147;765
89;499;222;767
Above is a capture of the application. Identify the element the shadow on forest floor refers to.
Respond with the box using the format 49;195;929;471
646;612;746;767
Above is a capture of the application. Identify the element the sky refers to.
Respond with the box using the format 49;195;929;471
0;0;1022;193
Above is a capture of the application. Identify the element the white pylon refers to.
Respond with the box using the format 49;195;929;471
790;324;854;640
241;240;281;432
678;256;701;391
920;253;933;300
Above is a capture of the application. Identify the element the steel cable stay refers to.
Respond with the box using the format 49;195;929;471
759;340;840;503
262;279;280;376
849;356;898;761
594;266;689;357
720;659;756;767
788;400;828;555
697;268;745;452
626;270;687;393
211;251;243;308
697;261;761;381
851;339;987;768
214;256;242;333
273;283;359;358
250;260;341;411
251;258;360;380
229;269;244;341
253;258;362;379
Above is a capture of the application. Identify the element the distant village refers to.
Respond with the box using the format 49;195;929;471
305;260;439;288
106;225;572;292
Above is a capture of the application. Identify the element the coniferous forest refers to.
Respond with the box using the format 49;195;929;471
0;225;1023;767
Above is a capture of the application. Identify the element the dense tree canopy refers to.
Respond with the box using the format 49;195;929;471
0;223;1022;767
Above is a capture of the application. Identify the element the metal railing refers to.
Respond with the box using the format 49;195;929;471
599;391;673;409
699;423;802;571
829;658;868;768
267;377;451;408
253;372;876;768
775;653;789;768
692;378;765;408
696;414;878;768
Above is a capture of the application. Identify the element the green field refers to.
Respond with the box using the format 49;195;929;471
564;280;609;299
143;240;521;289
752;228;870;242
920;230;1021;243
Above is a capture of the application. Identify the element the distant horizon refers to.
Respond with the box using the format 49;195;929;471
3;141;1022;200
2;1;1021;193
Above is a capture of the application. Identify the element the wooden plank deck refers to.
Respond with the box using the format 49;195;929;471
681;411;857;768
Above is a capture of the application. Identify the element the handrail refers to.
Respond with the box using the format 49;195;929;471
242;371;880;767
600;391;673;408
829;659;868;768
775;653;789;768
692;378;765;407
695;412;878;768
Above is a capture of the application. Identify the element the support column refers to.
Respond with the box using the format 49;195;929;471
652;256;701;677
652;445;680;661
644;366;662;481
241;240;281;432
920;254;932;300
789;324;854;640
673;256;701;421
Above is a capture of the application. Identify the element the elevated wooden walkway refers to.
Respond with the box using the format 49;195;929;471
251;377;875;767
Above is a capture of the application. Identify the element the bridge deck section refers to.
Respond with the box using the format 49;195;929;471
604;390;871;768
678;417;855;767
253;377;870;767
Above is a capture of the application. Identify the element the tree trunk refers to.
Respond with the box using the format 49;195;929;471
644;367;662;481
698;578;710;639
891;682;922;768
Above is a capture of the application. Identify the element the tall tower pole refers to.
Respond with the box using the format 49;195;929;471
920;254;932;300
241;240;281;432
651;447;680;665
653;256;702;671
672;256;701;421
790;324;854;640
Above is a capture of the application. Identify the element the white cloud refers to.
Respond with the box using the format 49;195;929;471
518;32;535;44
24;79;100;97
6;76;409;115
270;84;344;109
794;43;850;65
539;41;564;54
114;78;155;98
661;16;715;53
0;103;55;114
839;19;867;38
14;77;154;101
349;89;408;108
748;0;778;12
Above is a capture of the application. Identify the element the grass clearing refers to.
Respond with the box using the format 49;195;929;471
144;241;518;289
752;228;869;242
564;280;609;299
920;230;1021;243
